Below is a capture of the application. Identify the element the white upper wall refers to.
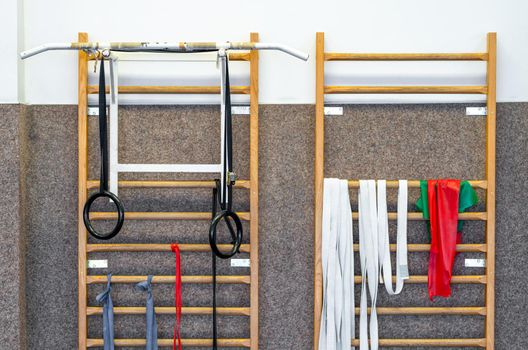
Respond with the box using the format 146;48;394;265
4;0;528;104
1;0;22;103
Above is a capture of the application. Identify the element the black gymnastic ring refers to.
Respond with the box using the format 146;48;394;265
209;210;243;259
83;190;125;240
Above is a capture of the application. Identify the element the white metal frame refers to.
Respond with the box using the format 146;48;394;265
106;52;227;197
20;40;308;198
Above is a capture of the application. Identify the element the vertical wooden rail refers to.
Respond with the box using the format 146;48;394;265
485;32;497;350
313;32;325;350
249;32;260;350
77;32;89;350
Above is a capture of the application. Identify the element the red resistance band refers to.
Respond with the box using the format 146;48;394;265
171;244;182;350
427;180;461;300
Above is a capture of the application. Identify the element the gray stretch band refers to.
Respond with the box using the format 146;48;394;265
96;273;114;350
136;275;158;350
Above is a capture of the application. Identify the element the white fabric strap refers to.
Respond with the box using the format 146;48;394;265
378;180;409;295
397;181;409;279
359;180;379;350
319;178;355;350
339;179;355;350
359;180;409;350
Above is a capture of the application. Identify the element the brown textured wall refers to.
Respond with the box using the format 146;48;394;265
0;104;27;350
5;103;528;349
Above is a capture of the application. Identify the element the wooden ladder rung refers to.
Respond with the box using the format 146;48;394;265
87;338;251;348
351;212;487;221
87;179;251;190
87;306;250;316
325;52;488;61
87;243;250;253
353;275;486;284
347;180;487;190
87;85;250;95
352;243;486;253
88;211;251;221
87;243;484;254
355;306;486;316
87;275;251;284
351;338;486;347
324;85;488;95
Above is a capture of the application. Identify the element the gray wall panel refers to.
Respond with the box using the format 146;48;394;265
0;104;27;350
1;102;525;349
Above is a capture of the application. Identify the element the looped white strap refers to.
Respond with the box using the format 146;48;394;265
378;180;409;295
319;178;355;350
359;180;379;350
359;180;408;350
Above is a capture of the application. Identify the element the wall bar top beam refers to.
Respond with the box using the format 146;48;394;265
313;32;497;350
325;52;488;61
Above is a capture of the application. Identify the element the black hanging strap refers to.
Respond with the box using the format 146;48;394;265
209;54;244;350
83;55;125;240
209;55;243;259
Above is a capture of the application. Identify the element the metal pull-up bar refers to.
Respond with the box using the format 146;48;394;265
20;41;309;61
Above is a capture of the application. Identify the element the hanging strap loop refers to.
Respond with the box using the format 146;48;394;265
209;53;243;259
136;275;158;350
170;244;182;350
378;180;409;295
318;178;355;350
359;180;379;350
83;54;125;240
96;273;114;350
359;180;409;350
427;179;461;300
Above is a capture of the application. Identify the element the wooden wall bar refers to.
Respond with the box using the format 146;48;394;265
79;32;260;349
313;32;496;350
